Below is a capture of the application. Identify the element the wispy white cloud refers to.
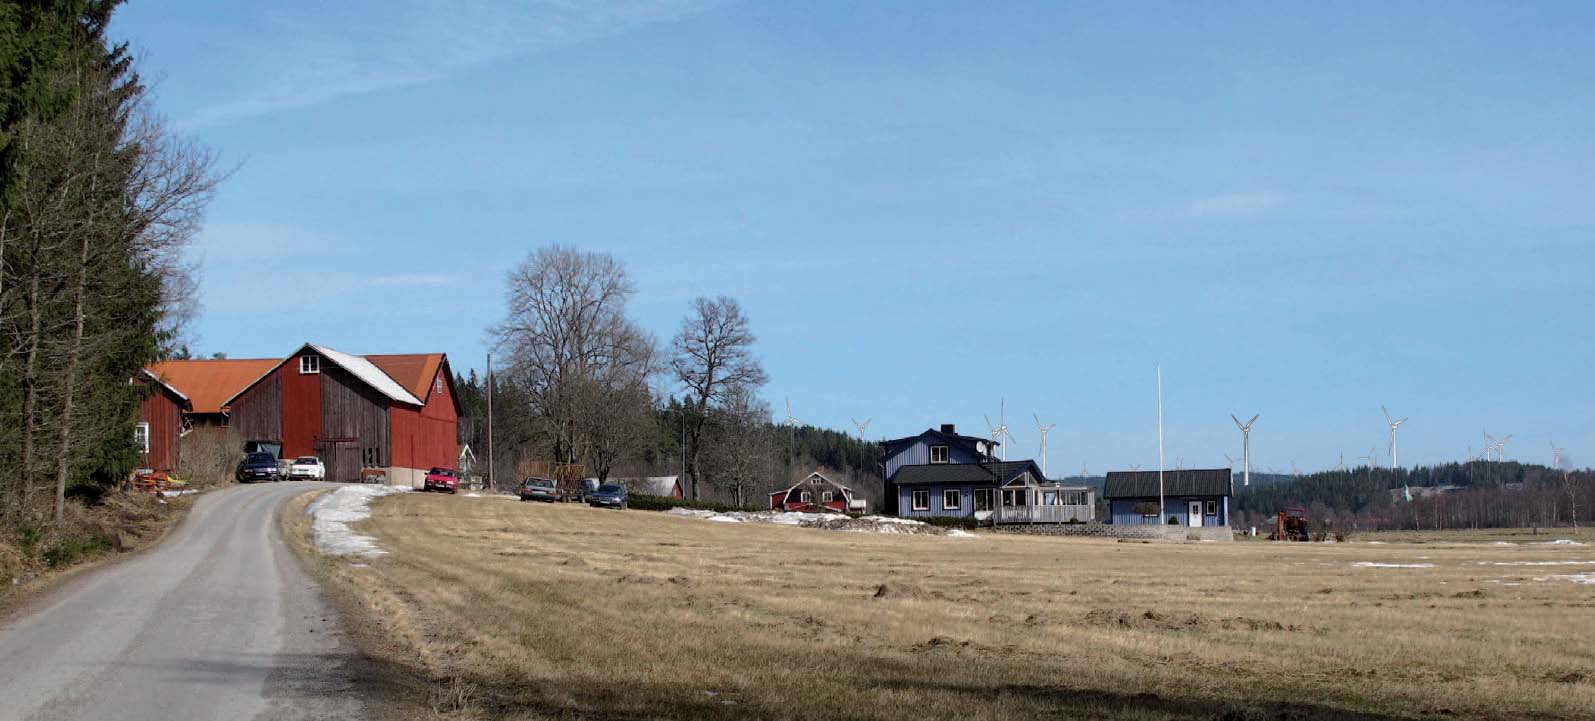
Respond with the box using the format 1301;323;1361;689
1186;192;1286;219
181;0;723;129
362;273;457;287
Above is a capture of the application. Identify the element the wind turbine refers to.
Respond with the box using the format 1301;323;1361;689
983;398;1012;462
783;397;801;455
1230;413;1259;487
1496;434;1512;461
1552;440;1564;471
1336;452;1347;472
1223;453;1239;476
1483;431;1495;462
1033;413;1056;478
851;417;871;441
1381;405;1408;469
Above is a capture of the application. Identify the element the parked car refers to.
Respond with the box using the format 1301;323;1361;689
287;456;325;480
587;483;628;510
235;452;281;483
518;477;560;502
423;467;460;493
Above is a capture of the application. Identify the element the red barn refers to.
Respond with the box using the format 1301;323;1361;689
144;358;281;428
769;471;861;513
224;344;461;485
134;370;190;471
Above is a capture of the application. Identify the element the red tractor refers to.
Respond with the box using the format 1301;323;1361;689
1270;506;1311;542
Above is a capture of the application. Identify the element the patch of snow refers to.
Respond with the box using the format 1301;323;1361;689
1556;573;1595;585
1492;541;1517;546
666;507;950;535
307;484;410;557
1351;562;1436;569
1539;539;1587;546
159;489;199;497
947;529;976;539
1485;560;1595;567
1364;541;1386;545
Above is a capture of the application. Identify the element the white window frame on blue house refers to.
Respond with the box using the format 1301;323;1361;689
911;489;930;511
943;489;960;510
1205;499;1216;515
929;445;948;464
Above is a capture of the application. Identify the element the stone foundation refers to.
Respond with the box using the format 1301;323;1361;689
992;522;1234;542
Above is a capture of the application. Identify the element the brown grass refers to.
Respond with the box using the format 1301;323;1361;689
1;489;191;618
309;494;1595;721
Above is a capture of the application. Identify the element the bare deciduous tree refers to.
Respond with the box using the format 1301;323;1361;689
490;245;656;479
670;296;767;500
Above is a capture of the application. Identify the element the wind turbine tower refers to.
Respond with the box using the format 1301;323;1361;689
1033;413;1056;478
1496;434;1512;461
1381;405;1408;469
1230;413;1259;487
983;398;1013;462
1552;441;1564;471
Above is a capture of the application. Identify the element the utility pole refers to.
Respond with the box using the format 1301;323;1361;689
1157;363;1165;525
486;353;494;492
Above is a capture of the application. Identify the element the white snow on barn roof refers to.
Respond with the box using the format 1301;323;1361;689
311;344;423;405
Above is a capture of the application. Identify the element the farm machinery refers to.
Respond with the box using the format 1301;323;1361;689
1270;506;1312;542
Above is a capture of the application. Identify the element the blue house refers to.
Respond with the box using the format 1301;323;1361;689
881;424;1094;524
1103;469;1231;528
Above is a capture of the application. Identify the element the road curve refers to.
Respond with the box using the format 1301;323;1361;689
0;483;368;721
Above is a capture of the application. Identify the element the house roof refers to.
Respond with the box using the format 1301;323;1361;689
879;427;995;457
364;353;445;403
146;358;279;414
890;459;1047;487
770;471;852;497
635;476;681;496
1103;469;1232;498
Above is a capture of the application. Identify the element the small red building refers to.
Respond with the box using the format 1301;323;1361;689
134;370;190;471
224;343;461;485
769;471;861;513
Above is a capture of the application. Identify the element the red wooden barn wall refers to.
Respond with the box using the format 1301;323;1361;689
388;360;458;472
280;352;322;458
137;385;183;471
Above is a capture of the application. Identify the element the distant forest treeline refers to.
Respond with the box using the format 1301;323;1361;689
1231;462;1591;531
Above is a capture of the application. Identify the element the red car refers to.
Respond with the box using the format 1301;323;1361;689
423;467;460;493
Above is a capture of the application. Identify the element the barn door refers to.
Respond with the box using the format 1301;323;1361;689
317;441;362;482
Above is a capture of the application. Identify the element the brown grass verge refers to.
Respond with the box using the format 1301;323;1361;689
304;493;1595;721
0;490;194;620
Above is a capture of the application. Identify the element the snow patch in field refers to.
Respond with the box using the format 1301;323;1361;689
1558;573;1595;585
308;484;410;557
159;489;198;497
1351;561;1436;569
1364;541;1386;545
1491;541;1517;546
1483;560;1595;567
665;508;951;535
947;529;977;539
1540;539;1587;546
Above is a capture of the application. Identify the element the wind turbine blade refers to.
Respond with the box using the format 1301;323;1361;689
1231;413;1242;429
1248;414;1259;426
1382;405;1391;425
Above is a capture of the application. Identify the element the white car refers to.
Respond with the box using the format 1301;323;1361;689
287;456;325;480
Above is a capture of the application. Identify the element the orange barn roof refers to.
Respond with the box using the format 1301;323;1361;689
364;354;445;403
146;358;280;415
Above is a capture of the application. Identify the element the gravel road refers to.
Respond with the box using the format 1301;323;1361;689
0;483;369;721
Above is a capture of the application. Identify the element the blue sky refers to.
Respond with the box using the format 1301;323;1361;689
111;1;1593;473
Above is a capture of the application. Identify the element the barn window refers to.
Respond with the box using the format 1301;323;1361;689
974;489;993;511
800;491;812;504
929;445;948;464
299;355;320;374
1205;500;1217;515
943;489;960;510
911;489;930;511
435;376;444;395
134;422;150;454
821;491;833;503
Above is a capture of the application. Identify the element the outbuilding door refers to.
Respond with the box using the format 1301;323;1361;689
1188;501;1203;527
317;440;361;482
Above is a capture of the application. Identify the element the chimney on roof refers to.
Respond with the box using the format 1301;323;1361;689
941;423;956;435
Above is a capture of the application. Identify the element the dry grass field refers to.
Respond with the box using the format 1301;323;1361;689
301;493;1595;721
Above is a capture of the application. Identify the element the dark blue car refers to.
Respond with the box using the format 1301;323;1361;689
587;483;628;510
235;452;281;483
